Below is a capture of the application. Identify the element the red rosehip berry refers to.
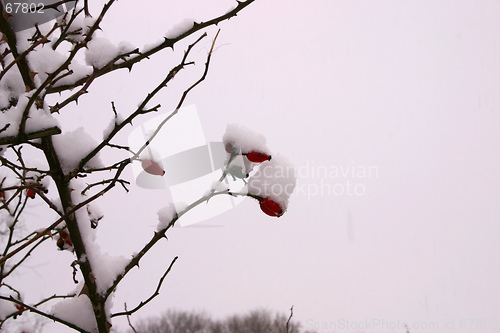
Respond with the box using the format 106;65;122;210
259;197;284;217
15;304;25;312
246;151;271;163
0;190;5;202
57;230;73;250
27;189;36;199
141;159;165;176
57;238;65;250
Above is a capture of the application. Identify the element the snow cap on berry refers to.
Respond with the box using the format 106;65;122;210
223;123;270;155
139;148;165;176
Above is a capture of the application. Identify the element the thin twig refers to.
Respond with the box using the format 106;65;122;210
124;303;138;333
18;0;117;137
0;159;129;266
286;306;294;333
0;22;59;83
111;256;178;317
102;31;222;298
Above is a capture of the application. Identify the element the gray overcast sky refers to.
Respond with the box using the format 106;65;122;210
12;1;500;332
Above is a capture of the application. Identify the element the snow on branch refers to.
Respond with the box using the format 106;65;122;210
0;2;299;333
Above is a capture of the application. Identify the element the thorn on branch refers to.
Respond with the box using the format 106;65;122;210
71;260;79;283
111;101;118;117
0;123;10;134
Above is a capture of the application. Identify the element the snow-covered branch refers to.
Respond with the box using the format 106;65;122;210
0;1;300;332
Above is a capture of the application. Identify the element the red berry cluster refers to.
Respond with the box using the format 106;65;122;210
245;151;283;217
225;141;287;218
57;230;73;250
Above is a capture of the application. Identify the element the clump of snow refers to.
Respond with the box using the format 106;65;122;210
0;65;25;109
142;38;165;53
87;202;103;223
223;123;270;154
223;124;272;181
3;215;15;228
84;39;135;69
202;181;229;199
26;43;95;87
172;202;189;220
0;165;17;209
157;204;177;231
15;324;34;333
51;295;97;332
102;113;124;139
212;180;229;192
165;19;194;39
26;45;67;84
247;154;297;212
24;159;51;189
69;179;96;243
54;60;93;87
0;92;60;138
25;107;60;133
85;38;120;69
91;251;129;294
62;12;96;43
118;41;136;54
69;180;128;295
52;128;103;175
13;30;33;53
139;147;162;163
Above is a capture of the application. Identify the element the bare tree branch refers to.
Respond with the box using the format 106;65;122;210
0;295;88;333
111;256;178;318
45;0;255;95
124;303;138;333
0;22;59;83
0;1;259;332
72;32;208;179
